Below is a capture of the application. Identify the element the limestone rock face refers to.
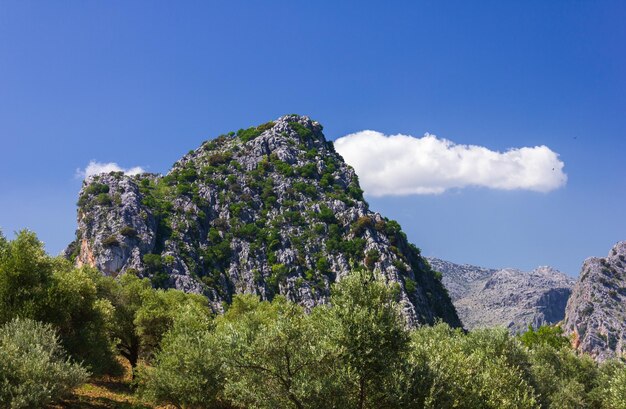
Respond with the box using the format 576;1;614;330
563;242;626;361
66;115;461;328
428;258;574;332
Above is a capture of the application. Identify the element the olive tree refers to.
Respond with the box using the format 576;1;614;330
0;318;88;408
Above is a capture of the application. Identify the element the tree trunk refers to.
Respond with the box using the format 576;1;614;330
358;376;366;409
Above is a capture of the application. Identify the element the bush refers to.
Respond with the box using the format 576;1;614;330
120;226;138;238
102;235;119;247
176;183;192;196
296;163;317;178
143;253;170;288
404;277;417;293
238;127;262;143
316;204;337;224
0;318;89;409
256;121;275;133
316;256;330;276
96;192;112;206
320;173;334;188
338;238;366;261
207;152;233;166
268;264;289;290
364;249;380;270
352;216;374;236
143;253;163;272
347;183;364;201
289;122;314;141
293;181;318;198
272;159;294;176
84;182;109;196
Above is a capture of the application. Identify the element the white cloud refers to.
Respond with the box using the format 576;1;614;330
334;131;567;196
76;161;145;179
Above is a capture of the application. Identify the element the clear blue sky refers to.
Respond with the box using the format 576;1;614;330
1;1;624;275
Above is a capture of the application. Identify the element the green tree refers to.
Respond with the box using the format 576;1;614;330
408;324;537;409
520;324;572;350
325;269;411;409
0;318;88;409
216;295;339;409
105;273;153;372
44;262;118;374
134;285;211;360
527;344;599;408
591;360;626;409
0;230;53;322
0;230;117;374
103;272;211;375
139;305;228;408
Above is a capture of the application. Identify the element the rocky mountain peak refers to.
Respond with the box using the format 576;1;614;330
428;257;574;332
563;241;626;361
175;115;328;173
66;115;461;328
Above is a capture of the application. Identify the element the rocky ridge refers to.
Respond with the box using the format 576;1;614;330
428;257;574;332
563;241;626;361
66;115;461;327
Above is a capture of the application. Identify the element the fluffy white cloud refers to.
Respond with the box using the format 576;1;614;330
334;131;567;196
76;161;145;179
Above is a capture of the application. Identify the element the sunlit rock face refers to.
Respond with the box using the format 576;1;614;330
429;257;574;333
65;115;461;328
563;242;626;361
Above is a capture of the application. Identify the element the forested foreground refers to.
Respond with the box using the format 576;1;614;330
1;230;625;409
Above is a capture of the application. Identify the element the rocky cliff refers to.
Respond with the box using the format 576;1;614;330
563;242;626;361
65;115;461;327
428;257;574;332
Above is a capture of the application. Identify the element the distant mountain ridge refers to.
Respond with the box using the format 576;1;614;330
65;114;461;328
428;257;575;332
563;241;626;361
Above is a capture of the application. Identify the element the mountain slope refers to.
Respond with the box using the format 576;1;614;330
563;241;626;361
428;257;574;332
66;115;461;327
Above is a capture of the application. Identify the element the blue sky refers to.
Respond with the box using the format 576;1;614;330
1;1;624;275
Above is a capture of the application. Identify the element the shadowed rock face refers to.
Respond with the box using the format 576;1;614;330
428;258;574;333
65;115;461;328
563;241;626;362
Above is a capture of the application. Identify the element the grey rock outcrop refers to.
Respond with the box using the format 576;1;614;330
563;241;626;361
428;258;574;332
66;115;461;328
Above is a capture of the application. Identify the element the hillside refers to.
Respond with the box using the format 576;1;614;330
428;257;574;332
65;114;461;327
563;241;626;361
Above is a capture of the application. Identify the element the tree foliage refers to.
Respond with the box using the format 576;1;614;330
0;318;88;409
0;230;117;374
141;271;626;409
138;305;227;408
520;324;572;350
2;229;626;408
